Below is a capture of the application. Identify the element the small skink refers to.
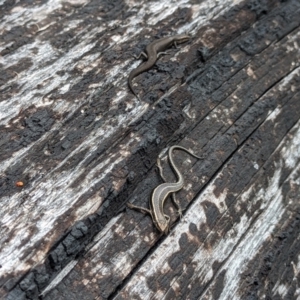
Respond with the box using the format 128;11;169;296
127;145;203;234
128;34;190;99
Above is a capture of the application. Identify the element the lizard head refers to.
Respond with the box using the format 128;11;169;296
175;33;191;44
153;215;170;235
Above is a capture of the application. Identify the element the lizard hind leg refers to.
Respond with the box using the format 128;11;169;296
157;50;174;58
127;202;152;215
164;214;171;233
171;193;185;219
132;51;148;60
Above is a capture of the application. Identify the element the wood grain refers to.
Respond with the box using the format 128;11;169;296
1;0;300;299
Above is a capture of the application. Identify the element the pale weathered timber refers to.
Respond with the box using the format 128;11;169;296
1;0;300;299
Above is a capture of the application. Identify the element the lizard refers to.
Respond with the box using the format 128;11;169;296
127;145;204;234
128;34;190;100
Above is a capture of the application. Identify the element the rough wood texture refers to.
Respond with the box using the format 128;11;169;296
1;0;300;299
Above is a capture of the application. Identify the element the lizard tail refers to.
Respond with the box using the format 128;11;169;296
168;145;204;184
128;75;140;101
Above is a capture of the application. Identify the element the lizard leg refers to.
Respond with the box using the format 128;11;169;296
132;51;148;60
171;193;185;219
164;214;171;233
157;50;173;59
164;214;170;221
127;202;152;215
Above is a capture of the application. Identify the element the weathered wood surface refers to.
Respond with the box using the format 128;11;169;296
1;0;300;299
